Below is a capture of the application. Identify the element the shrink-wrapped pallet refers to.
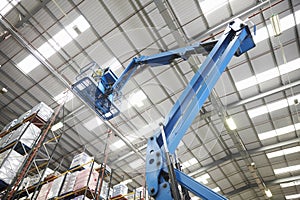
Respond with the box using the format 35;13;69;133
1;119;17;133
28;102;54;122
47;175;64;198
8;122;41;149
73;169;98;191
36;181;53;200
0;149;25;185
60;171;78;195
112;183;128;198
70;152;93;169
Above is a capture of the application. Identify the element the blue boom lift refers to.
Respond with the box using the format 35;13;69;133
72;18;255;200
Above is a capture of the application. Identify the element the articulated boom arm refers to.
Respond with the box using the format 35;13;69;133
145;18;255;200
72;18;255;200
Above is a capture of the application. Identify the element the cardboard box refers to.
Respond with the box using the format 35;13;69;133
112;183;128;198
60;171;78;195
47;175;64;198
70;152;93;169
29;102;54;122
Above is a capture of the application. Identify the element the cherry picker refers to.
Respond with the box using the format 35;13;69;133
72;18;256;200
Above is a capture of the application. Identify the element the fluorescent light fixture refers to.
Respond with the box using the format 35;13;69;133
0;0;21;17
274;164;300;175
17;15;90;74
248;93;300;118
267;146;300;158
225;117;237;130
280;180;300;188
51;122;63;131
270;14;281;36
195;173;210;184
54;90;74;104
258;123;300;140
129;90;147;108
83;116;103;131
264;188;272;198
212;187;221;193
181;158;198;169
286;194;300;200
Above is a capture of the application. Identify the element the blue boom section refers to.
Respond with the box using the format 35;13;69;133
145;18;255;199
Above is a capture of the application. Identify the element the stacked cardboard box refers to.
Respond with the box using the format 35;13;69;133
112;183;128;198
60;171;78;195
73;169;99;191
36;181;53;200
47;175;64;199
70;152;93;169
0;149;25;185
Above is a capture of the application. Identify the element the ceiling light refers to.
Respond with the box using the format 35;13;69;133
274;164;300;175
0;87;8;94
285;194;300;200
280;180;300;188
225;117;237;130
264;188;272;198
270;14;281;36
51;122;63;131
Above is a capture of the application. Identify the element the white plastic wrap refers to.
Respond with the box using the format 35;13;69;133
0;131;13;148
60;172;78;195
0;149;25;185
112;183;128;197
8;122;41;149
28;102;54;122
16;110;31;125
72;195;92;200
1;119;17;133
36;181;53;200
70;152;93;169
48;175;64;198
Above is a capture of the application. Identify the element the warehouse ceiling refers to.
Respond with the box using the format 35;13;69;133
0;0;300;199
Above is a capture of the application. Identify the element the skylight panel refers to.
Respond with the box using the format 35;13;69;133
274;164;300;175
17;15;90;73
129;158;144;169
83;116;103;131
195;173;210;184
212;187;221;193
54;90;74;104
17;55;41;74
38;42;56;58
248;93;300;118
267;146;300;158
103;57;122;72
280;180;300;188
286;194;300;200
0;0;20;17
129;90;147;108
199;0;227;16
181;158;198;169
258;123;300;140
